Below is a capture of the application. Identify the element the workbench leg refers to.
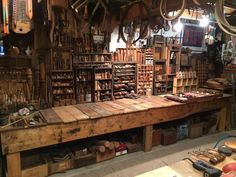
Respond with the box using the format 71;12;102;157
6;153;21;177
218;106;227;131
143;125;153;152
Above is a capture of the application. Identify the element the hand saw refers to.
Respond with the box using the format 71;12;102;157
12;0;33;34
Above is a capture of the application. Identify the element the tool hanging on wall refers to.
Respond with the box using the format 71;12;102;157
2;0;9;34
12;0;33;34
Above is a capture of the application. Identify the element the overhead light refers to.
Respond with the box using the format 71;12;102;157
200;15;209;27
173;21;183;32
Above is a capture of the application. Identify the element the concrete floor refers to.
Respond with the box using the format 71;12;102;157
51;130;236;177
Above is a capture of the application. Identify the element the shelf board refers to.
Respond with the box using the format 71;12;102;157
51;70;73;73
77;80;92;82
51;78;73;80
95;78;112;81
94;67;112;70
154;59;166;63
115;74;135;77
95;88;112;91
52;85;73;88
75;52;112;55
74;61;112;64
52;93;74;95
113;62;137;64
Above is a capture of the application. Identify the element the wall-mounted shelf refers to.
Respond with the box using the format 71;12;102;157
113;62;137;99
137;65;153;96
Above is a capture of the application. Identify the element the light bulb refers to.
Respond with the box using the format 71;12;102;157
200;16;209;27
173;21;183;32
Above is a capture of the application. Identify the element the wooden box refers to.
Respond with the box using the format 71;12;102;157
22;164;48;177
189;122;203;138
21;154;48;177
46;151;73;175
71;147;96;168
125;142;142;153
152;129;162;147
161;128;177;145
96;149;115;163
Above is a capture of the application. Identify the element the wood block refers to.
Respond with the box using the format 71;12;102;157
96;149;115;163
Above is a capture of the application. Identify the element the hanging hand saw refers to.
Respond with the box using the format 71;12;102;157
12;0;33;34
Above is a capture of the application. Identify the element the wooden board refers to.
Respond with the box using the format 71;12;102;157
7;153;21;177
135;166;183;177
98;102;124;115
65;106;89;120
143;96;182;107
104;101;133;113
74;104;101;119
86;103;112;118
40;109;62;124
115;100;146;112
52;107;76;123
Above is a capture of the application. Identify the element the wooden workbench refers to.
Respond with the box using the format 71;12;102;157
0;95;232;177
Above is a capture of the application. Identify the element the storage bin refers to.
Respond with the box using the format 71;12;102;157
189;122;203;138
161;128;177;145
71;147;96;168
152;129;162;147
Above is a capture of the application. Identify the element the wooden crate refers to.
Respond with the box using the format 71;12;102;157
22;164;48;177
152;129;162;147
70;146;96;168
189;122;203;138
21;154;48;177
161;128;177;145
45;151;74;175
96;149;115;163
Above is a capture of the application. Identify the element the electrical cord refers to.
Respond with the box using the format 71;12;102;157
183;157;195;164
213;134;236;149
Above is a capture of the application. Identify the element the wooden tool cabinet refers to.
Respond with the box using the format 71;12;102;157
0;94;232;177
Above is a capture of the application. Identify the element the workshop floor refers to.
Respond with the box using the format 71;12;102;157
51;130;236;177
